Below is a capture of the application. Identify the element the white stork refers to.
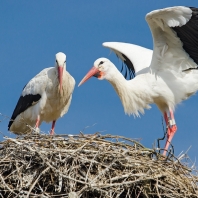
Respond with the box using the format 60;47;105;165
79;6;198;155
8;52;75;135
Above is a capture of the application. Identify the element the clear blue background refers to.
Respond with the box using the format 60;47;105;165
0;1;197;160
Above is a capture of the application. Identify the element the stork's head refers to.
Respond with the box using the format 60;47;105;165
55;52;66;92
78;58;114;86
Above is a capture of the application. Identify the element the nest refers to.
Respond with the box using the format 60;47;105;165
0;133;197;198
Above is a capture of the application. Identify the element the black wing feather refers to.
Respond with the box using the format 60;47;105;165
121;53;135;80
172;7;198;65
8;94;41;130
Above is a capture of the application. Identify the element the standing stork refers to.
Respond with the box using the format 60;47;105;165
79;6;198;155
8;52;75;135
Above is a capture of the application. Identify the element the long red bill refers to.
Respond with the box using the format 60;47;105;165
78;66;100;87
58;66;63;92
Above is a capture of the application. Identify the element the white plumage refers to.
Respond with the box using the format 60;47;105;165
8;52;75;135
79;6;198;155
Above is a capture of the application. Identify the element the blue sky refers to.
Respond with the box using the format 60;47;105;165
0;1;198;160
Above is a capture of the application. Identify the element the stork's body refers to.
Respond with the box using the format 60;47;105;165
79;6;198;155
8;52;75;135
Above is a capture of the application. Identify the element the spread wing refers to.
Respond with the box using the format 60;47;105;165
103;42;153;79
146;6;198;73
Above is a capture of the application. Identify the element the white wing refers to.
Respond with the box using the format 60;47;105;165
8;67;53;131
103;42;152;76
22;67;53;96
146;6;198;72
60;72;76;117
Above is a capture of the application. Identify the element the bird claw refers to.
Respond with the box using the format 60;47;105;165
32;127;40;134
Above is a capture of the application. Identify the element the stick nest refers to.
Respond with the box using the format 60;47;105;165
0;133;197;198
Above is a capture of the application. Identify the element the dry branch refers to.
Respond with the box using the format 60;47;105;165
0;133;197;197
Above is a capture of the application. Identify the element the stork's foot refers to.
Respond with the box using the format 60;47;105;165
50;129;55;135
163;124;177;156
32;127;40;134
50;120;56;135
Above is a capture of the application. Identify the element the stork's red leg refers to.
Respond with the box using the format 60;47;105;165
50;120;56;135
163;110;177;156
33;115;40;133
35;116;40;128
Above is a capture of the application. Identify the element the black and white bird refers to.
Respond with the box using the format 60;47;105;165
8;52;75;135
79;6;198;155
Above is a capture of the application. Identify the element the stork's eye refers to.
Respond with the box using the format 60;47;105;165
64;60;66;63
56;60;58;63
99;61;104;65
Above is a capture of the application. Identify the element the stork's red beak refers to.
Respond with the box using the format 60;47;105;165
58;66;63;91
78;66;100;87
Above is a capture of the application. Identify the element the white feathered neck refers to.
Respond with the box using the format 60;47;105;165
106;65;154;117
